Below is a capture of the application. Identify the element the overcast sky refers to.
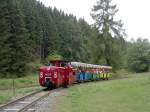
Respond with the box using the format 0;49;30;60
38;0;150;41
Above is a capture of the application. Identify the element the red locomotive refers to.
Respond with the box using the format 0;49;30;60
39;60;112;89
39;60;75;89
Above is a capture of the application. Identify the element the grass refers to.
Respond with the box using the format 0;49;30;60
56;72;150;112
112;69;133;78
0;73;39;90
0;73;41;104
0;86;42;104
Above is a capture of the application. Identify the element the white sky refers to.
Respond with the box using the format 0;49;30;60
38;0;150;41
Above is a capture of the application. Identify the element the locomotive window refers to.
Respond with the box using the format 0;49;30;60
61;63;67;67
49;63;55;66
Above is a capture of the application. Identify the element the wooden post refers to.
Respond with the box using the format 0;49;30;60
12;78;15;96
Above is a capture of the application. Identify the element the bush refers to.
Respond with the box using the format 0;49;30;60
128;60;149;73
28;61;43;73
127;38;150;73
46;54;63;62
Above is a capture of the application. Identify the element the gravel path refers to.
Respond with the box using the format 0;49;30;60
28;88;68;112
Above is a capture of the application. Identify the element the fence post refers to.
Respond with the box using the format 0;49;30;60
12;78;15;96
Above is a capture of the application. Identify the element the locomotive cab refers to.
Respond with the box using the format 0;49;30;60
39;60;71;89
50;60;69;67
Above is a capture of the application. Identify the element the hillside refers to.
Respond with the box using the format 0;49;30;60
0;0;149;77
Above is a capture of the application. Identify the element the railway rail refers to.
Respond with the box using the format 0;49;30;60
0;89;50;112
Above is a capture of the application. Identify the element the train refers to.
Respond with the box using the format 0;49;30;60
39;60;112;89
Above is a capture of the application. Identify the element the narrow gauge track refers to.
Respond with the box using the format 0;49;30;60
0;89;50;112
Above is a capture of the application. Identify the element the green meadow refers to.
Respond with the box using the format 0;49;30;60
57;72;150;112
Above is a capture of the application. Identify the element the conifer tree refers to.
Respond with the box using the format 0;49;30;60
91;0;125;68
0;0;11;76
0;0;30;76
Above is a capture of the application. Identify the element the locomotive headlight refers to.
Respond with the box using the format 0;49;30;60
54;72;57;78
40;72;43;78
